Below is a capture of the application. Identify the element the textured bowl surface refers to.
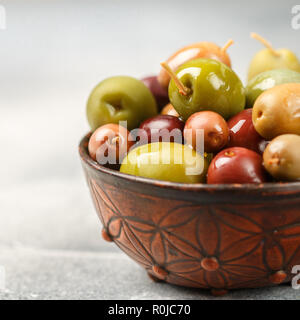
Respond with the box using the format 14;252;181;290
79;133;300;291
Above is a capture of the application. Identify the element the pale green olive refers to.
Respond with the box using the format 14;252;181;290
263;134;300;181
253;83;300;140
246;69;300;108
248;48;300;81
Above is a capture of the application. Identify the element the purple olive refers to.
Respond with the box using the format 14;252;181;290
138;115;185;145
207;147;267;184
227;109;267;154
141;76;169;110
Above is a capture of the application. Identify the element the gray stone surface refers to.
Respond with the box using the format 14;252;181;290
0;0;300;300
1;246;300;300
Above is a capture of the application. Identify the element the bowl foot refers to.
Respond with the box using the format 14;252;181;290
268;270;287;284
101;228;113;242
148;272;164;283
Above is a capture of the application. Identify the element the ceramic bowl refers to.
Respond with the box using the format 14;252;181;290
79;133;300;294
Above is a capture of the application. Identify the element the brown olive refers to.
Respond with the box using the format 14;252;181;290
161;103;179;117
253;83;300;140
263;134;300;181
88;124;135;165
158;41;232;89
184;111;229;153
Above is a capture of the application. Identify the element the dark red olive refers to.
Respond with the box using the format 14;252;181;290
88;124;135;165
207;147;267;184
227;109;266;154
138;115;185;145
141;76;169;110
184;111;229;153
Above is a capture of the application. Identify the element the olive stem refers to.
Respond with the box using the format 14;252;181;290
160;62;191;96
225;151;235;157
221;39;234;54
250;32;280;57
268;158;280;165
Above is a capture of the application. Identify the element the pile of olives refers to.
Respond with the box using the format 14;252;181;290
86;33;300;184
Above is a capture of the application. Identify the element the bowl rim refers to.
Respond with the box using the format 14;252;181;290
79;132;300;192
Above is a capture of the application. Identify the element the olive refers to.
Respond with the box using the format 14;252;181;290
120;142;208;183
88;124;135;165
253;83;300;140
138;115;185;145
161;103;179;117
87;76;157;131
167;59;245;121
184;111;229;153
158;41;232;89
141;76;169;110
248;33;300;81
246;69;300;108
227;109;266;154
248;48;300;82
207;147;267;184
263;134;300;181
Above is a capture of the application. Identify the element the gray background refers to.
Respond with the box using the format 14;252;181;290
0;0;300;299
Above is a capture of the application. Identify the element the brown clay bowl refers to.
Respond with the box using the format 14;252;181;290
79;133;300;294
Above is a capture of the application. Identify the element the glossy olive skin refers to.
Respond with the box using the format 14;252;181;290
184;111;229;153
227;109;266;154
248;48;300;81
263;134;300;181
120;142;208;183
138;115;185;145
161;103;179;117
207;147;267;184
141;76;169;110
253;83;300;140
158;42;231;89
87;76;157;131
246;69;300;107
169;59;245;121
88;124;135;165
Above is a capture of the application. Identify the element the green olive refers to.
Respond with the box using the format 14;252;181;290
246;69;300;108
168;59;245;121
263;134;300;181
253;83;300;140
120;142;208;183
87;76;157;131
